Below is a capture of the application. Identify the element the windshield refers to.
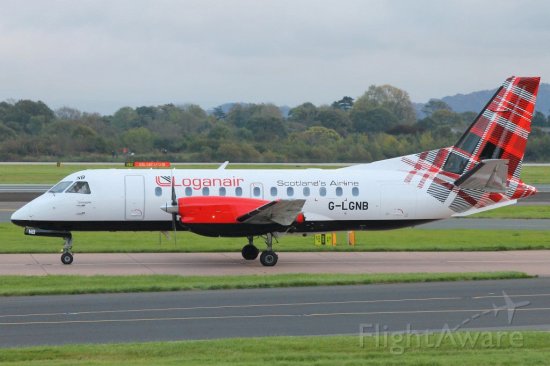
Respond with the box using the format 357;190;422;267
49;181;73;193
66;181;91;194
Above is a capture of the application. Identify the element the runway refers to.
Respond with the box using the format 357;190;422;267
1;278;550;347
2;250;550;276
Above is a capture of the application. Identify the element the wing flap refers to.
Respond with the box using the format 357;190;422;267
237;199;306;226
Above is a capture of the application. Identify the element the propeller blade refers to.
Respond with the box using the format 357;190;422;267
171;168;177;245
171;169;177;206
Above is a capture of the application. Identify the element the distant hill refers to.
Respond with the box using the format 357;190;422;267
415;83;550;118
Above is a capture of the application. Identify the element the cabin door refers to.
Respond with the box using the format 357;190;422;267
125;175;145;220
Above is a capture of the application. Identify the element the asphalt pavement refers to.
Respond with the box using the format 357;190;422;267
1;278;549;347
2;250;550;276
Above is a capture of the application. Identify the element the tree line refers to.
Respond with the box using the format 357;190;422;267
1;84;550;162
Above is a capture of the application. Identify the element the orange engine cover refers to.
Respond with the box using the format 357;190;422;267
178;196;269;224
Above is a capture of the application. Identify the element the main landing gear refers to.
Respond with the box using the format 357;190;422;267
241;236;260;260
241;233;278;267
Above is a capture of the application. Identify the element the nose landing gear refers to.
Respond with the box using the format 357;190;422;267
24;228;74;265
61;236;73;265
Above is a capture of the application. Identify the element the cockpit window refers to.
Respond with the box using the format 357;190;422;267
66;181;91;194
49;181;73;193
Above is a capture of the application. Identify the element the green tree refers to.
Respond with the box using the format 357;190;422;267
0;123;16;142
315;107;351;135
123;127;154;153
112;107;139;130
0;100;54;135
331;96;354;111
288;102;318;126
293;126;342;145
55;107;82;121
212;106;226;120
532;111;548;127
353;85;416;125
245;115;287;141
351;107;398;133
422;99;452;116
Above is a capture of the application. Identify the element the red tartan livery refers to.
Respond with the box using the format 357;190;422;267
401;76;539;212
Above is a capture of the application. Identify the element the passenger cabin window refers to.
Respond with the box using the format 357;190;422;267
336;187;343;196
319;187;327;197
270;187;277;197
155;187;162;197
352;187;359;196
303;187;310;196
49;181;72;193
66;181;91;194
236;187;243;196
185;187;192;196
202;187;210;196
253;186;261;197
287;187;294;197
219;187;226;196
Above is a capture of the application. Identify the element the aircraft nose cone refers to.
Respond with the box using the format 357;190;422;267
10;205;30;226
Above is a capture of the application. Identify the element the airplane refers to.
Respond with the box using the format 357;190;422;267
11;76;540;267
492;291;530;324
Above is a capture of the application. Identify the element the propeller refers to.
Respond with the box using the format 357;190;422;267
171;169;177;245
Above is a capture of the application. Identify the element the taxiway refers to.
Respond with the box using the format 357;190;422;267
1;278;549;347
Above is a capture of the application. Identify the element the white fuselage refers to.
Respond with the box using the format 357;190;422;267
12;166;458;234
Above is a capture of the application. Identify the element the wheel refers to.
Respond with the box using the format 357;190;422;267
61;252;73;265
260;251;278;267
241;244;259;260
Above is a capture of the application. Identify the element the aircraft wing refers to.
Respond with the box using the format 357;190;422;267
237;199;306;226
454;159;509;192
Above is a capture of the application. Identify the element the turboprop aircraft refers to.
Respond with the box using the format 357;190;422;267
11;76;540;266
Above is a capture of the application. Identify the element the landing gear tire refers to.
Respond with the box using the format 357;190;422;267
61;252;73;265
260;251;278;267
242;244;260;260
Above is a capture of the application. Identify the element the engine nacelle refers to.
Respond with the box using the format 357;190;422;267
177;196;269;224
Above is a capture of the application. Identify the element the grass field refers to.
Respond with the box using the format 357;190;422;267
3;223;550;253
0;272;529;296
0;163;548;184
1;332;549;365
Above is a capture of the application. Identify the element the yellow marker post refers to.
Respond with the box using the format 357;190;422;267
347;231;356;246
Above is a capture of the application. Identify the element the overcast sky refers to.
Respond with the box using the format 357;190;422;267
0;0;549;114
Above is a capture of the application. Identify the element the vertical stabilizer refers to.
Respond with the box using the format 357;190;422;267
443;76;540;180
397;76;540;213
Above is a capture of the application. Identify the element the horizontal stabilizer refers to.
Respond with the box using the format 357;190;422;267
237;199;306;226
452;199;516;217
454;159;509;192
